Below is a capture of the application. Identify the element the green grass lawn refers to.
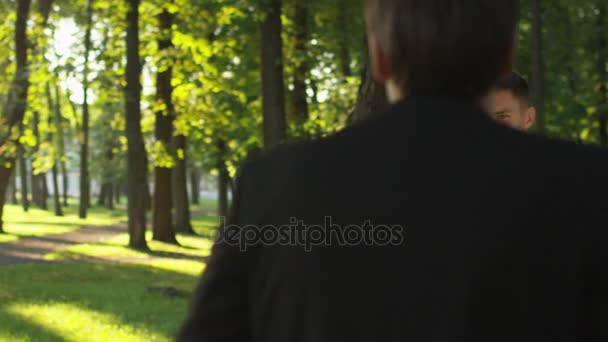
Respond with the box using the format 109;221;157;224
190;198;219;214
0;261;204;341
0;202;127;244
0;202;219;341
0;198;219;244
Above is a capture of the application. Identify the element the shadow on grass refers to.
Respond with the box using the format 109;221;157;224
192;213;221;240
6;221;85;229
0;307;68;342
0;262;202;341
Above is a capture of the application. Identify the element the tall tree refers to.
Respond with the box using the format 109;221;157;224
53;82;68;207
46;83;63;216
530;0;546;135
189;167;200;205
10;167;17;204
31;111;47;209
291;0;309;125
260;0;287;148
217;139;229;219
337;0;352;78
79;0;93;218
173;135;194;234
125;0;148;249
0;0;33;232
17;130;29;212
97;140;115;210
153;7;178;244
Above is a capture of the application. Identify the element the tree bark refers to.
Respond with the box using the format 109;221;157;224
51;164;62;215
0;163;15;232
173;135;194;234
530;0;546;135
31;111;47;209
153;8;178;244
53;83;69;207
0;0;32;232
291;0;309;126
18;138;29;211
260;0;287;149
10;166;17;205
105;181;114;210
189;168;200;205
41;171;48;210
79;0;93;218
217;140;229;219
337;0;352;78
46;83;63;216
125;0;148;249
97;183;107;206
114;183;121;204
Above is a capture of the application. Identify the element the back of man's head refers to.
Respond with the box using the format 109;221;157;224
364;0;520;99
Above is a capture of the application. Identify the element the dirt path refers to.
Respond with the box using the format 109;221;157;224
0;224;127;265
0;209;214;266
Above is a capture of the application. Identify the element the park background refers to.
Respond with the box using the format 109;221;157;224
0;0;607;341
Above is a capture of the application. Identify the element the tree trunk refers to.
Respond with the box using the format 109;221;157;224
53;83;69;207
79;0;93;218
0;0;33;232
31;114;39;207
347;56;388;124
260;0;287;149
598;1;607;146
41;173;48;210
10;166;17;205
153;7;178;244
97;183;107;206
530;0;546;135
173;135;194;234
144;157;152;211
0;165;14;233
217;140;229;219
29;163;37;206
105;181;114;210
99;143;115;209
51;164;62;216
31;111;47;209
115;183;121;204
189;168;200;205
61;159;68;205
46;83;63;216
126;0;148;249
291;0;309;126
18;140;29;212
337;0;352;78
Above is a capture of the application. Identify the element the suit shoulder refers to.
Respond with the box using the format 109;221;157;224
523;132;608;165
246;116;390;174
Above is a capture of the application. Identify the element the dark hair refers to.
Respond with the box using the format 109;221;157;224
364;0;520;98
494;73;530;105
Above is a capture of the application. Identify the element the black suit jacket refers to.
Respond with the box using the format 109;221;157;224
178;96;608;341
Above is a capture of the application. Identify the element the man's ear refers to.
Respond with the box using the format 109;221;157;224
525;106;536;130
368;35;392;83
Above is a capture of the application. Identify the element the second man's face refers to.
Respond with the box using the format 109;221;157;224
492;90;536;131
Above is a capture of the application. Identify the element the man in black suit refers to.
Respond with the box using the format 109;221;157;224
178;0;608;341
